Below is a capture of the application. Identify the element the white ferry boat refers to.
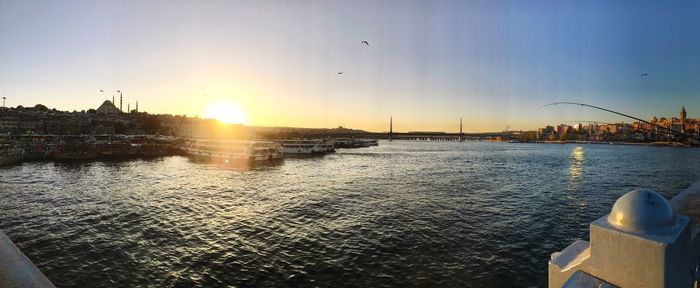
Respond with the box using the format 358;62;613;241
183;139;283;162
333;138;378;148
363;139;379;146
280;139;328;156
322;140;336;153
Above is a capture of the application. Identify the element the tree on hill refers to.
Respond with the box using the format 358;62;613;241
114;122;126;134
34;104;49;111
143;116;161;134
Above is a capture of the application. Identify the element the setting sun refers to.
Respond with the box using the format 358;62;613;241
203;101;247;124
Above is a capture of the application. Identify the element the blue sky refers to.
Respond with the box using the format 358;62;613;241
1;0;698;131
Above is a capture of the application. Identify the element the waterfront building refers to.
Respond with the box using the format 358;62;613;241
537;125;556;141
18;117;43;132
0;116;19;131
556;124;571;136
647;106;699;139
534;105;699;143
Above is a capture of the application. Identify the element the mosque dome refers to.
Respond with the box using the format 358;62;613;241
97;100;121;114
607;188;676;234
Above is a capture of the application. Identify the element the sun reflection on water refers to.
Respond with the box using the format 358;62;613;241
567;146;584;191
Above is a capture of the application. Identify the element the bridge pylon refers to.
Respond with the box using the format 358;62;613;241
389;116;393;141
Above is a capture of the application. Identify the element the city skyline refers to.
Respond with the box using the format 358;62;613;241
3;100;697;136
1;0;699;132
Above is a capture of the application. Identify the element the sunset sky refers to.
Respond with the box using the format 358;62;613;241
1;0;699;132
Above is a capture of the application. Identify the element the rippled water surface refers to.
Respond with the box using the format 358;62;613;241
2;141;700;287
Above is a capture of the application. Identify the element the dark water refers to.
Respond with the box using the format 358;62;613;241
1;141;700;287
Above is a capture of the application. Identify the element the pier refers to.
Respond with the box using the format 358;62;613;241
0;134;383;166
0;134;181;164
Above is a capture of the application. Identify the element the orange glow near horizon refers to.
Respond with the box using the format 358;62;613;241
203;101;247;124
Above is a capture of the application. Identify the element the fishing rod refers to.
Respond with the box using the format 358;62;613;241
539;102;696;139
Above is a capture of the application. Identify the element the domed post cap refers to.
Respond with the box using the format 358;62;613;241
607;188;676;234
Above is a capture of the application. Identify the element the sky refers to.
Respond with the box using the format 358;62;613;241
1;0;699;132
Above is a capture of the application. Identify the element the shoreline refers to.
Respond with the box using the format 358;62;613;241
525;140;693;147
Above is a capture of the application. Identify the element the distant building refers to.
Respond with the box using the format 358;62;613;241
96;100;121;115
537;125;555;141
0;116;19;131
681;105;687;133
556;124;571;136
646;105;699;140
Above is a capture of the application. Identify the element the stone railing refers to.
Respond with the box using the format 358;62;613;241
549;182;700;287
0;231;54;288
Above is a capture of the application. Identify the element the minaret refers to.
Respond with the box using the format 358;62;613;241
112;95;115;104
120;91;123;112
136;101;138;112
389;116;393;141
128;103;130;113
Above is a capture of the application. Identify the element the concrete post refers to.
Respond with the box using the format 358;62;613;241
549;188;695;287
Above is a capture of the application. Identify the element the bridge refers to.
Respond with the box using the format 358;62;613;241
257;116;511;141
381;131;507;141
382;116;509;141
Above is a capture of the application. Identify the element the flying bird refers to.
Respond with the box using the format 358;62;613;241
99;90;104;93
361;41;369;46
640;73;649;77
337;72;344;75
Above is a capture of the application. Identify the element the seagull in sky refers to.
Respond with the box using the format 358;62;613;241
361;41;369;46
337;72;344;75
640;73;649;77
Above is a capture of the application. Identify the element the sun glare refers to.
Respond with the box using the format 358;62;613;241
203;102;247;124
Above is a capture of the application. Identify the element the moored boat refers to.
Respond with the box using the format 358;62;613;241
333;138;378;149
52;135;99;160
0;142;27;166
53;149;99;160
96;135;135;158
183;139;283;163
322;140;336;153
280;139;327;156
